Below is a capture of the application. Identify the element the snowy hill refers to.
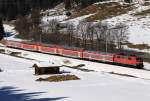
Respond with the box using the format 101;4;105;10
3;1;150;53
41;1;150;52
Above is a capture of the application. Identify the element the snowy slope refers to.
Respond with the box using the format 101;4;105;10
1;51;150;101
4;24;23;41
105;13;150;45
41;2;150;52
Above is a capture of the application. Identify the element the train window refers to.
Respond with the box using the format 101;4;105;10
130;54;136;57
128;57;132;60
117;56;120;58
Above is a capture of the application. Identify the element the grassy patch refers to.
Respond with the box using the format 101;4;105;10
143;1;150;6
9;52;21;57
36;75;80;82
69;2;134;21
127;43;150;50
0;39;6;44
0;49;5;53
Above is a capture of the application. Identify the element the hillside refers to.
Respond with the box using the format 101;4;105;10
3;1;150;53
41;1;150;52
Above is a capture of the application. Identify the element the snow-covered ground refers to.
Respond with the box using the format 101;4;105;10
105;14;150;46
1;2;150;101
1;45;150;78
42;15;67;23
4;24;23;42
1;47;150;101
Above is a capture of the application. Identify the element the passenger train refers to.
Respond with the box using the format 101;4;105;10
5;40;144;69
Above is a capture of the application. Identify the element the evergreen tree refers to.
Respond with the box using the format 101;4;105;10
0;0;63;21
0;19;4;40
80;0;88;8
64;0;72;9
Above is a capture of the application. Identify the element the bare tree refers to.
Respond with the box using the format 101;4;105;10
64;0;72;9
66;22;75;46
0;19;4;40
106;28;117;51
85;22;95;49
77;21;85;47
29;8;42;41
113;23;129;50
44;19;60;34
93;22;109;51
41;19;60;44
77;21;91;49
14;15;31;39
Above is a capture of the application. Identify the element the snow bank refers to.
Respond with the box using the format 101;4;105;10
33;61;62;67
42;15;67;23
4;24;23;41
105;14;150;48
1;51;150;101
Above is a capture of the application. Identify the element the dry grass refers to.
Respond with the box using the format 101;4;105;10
134;8;150;16
0;39;6;44
69;2;134;21
127;43;150;50
10;52;21;56
144;58;150;63
63;59;72;64
143;1;150;6
36;75;80;82
0;49;5;53
109;72;137;78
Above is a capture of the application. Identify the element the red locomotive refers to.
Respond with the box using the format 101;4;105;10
5;40;144;69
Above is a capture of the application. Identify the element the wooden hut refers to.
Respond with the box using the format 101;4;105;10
33;62;61;75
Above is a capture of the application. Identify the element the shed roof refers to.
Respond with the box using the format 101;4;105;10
33;61;62;68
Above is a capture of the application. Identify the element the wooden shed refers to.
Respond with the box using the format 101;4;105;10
33;62;61;75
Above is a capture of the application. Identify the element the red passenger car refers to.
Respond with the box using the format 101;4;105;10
6;40;22;48
83;51;114;62
22;42;37;51
38;44;57;54
57;48;83;58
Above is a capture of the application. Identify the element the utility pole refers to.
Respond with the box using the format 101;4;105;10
105;32;108;54
105;28;109;54
39;33;42;43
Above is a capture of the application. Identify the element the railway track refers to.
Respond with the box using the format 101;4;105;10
1;46;150;80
